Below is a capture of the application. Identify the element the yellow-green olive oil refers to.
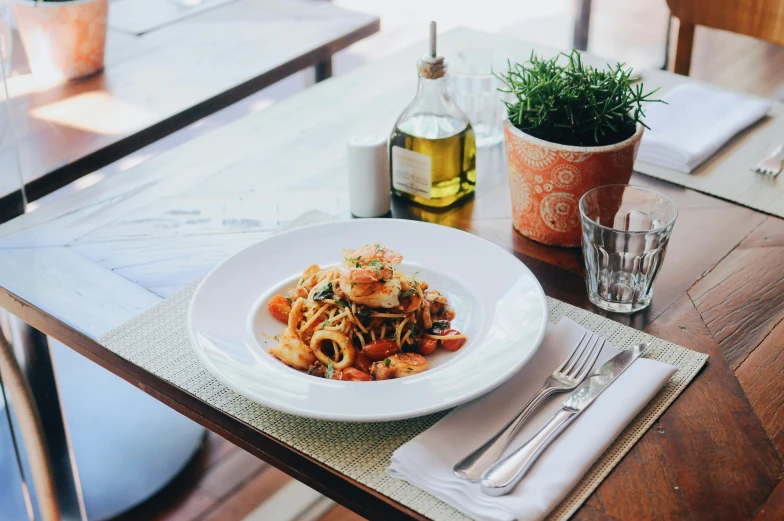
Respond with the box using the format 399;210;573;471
389;124;477;208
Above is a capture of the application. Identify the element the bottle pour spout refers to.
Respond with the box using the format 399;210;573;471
430;21;437;58
418;21;446;79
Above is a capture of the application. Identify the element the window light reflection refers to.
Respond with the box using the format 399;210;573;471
30;91;157;135
5;73;61;99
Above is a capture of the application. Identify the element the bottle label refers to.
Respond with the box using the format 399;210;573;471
392;146;431;199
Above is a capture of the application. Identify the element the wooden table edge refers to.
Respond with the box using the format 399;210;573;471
23;17;381;203
0;283;428;521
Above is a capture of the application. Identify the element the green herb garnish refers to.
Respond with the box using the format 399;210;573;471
497;50;662;147
400;288;416;299
326;360;334;379
318;319;330;330
384;358;391;367
428;321;450;335
313;282;334;301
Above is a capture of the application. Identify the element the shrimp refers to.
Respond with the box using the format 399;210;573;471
269;327;316;370
287;264;322;300
338;276;401;308
342;244;403;284
425;289;455;320
399;288;423;314
421;299;433;330
371;353;428;380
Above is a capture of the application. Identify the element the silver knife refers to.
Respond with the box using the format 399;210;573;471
479;343;645;496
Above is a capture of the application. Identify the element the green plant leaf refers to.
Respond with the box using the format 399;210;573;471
313;282;333;301
497;49;662;147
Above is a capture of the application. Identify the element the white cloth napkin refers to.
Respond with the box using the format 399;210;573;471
637;83;771;173
388;318;677;521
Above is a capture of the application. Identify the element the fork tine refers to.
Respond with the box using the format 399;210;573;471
572;338;606;381
564;334;599;378
561;332;594;375
555;332;588;373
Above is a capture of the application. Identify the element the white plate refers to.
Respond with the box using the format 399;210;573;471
187;219;548;422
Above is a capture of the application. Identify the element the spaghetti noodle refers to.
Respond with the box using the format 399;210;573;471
267;244;467;381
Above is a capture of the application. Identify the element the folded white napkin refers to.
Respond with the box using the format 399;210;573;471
388;318;677;521
637;83;771;173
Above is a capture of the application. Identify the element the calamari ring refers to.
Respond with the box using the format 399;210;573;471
288;297;306;332
310;330;356;370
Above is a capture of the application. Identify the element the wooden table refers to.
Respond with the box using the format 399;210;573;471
0;28;782;520
1;0;379;204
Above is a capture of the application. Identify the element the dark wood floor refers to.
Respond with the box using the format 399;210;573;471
107;6;784;521
111;431;363;521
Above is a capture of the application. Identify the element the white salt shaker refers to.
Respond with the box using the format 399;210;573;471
347;134;391;217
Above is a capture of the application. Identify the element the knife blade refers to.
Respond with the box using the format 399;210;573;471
480;343;645;496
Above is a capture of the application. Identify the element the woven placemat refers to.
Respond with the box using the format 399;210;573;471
634;73;784;219
98;215;708;521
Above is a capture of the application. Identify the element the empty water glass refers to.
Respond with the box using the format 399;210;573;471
579;185;678;313
447;50;509;147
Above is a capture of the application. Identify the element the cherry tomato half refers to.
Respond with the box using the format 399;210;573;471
341;367;373;381
417;337;438;355
440;329;467;352
354;352;373;373
362;339;399;361
268;295;291;324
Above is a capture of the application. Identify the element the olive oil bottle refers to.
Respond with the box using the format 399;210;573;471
390;22;476;209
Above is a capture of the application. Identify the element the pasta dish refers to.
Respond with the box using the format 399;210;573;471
266;244;467;381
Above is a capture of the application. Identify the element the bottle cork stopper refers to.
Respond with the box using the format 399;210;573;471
417;21;446;79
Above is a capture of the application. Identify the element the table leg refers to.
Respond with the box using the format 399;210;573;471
573;0;592;51
9;317;87;521
0;372;35;520
315;58;333;82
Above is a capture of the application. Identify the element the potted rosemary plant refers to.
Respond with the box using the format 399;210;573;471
15;0;108;82
499;50;659;247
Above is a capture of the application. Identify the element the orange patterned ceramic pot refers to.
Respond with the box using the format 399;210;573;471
505;120;643;247
15;0;108;82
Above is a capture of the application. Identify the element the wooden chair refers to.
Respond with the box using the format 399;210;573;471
667;0;784;75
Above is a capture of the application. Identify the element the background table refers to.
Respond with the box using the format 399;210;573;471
2;0;379;203
0;28;782;520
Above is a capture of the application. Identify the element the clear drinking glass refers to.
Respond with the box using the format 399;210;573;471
579;185;678;313
447;50;508;147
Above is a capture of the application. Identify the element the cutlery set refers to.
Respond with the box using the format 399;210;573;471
453;334;646;496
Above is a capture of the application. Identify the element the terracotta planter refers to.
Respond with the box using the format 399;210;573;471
505;120;644;247
15;0;108;82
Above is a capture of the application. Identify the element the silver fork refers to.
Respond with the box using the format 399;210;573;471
751;144;784;177
453;332;605;481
